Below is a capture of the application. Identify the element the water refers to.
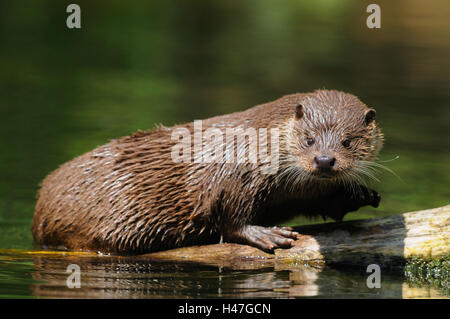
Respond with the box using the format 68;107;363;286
0;0;449;298
0;250;444;299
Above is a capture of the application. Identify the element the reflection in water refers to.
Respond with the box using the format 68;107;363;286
29;255;292;298
0;252;445;298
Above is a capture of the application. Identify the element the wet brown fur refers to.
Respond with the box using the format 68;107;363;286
32;90;383;254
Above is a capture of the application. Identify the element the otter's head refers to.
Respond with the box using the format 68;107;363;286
289;90;383;185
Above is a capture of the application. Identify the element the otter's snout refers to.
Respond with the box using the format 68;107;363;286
314;156;336;171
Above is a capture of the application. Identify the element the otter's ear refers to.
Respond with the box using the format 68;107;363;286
364;109;376;125
295;103;303;120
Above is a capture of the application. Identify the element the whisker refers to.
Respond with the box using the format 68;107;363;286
359;160;402;181
377;155;400;163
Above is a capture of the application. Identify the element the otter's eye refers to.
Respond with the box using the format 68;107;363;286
342;139;351;148
306;138;315;146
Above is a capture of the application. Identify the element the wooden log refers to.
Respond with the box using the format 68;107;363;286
143;205;450;269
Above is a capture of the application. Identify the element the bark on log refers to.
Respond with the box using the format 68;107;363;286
143;205;450;269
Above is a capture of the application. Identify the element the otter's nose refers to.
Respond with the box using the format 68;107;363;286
314;156;336;170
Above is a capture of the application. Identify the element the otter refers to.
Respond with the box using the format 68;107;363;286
32;90;383;254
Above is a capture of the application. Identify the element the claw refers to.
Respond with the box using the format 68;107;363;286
227;225;298;252
370;191;381;207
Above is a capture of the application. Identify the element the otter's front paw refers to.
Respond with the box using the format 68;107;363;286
355;187;381;208
324;186;381;222
227;225;298;252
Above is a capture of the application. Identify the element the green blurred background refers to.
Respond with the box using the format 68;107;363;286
0;0;449;250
